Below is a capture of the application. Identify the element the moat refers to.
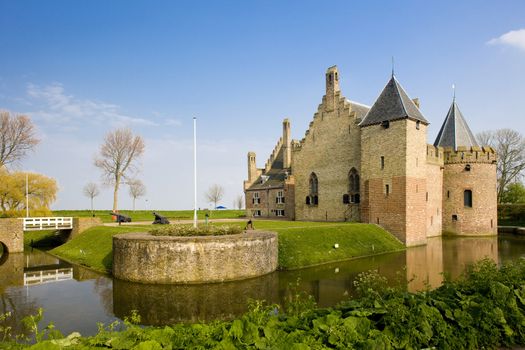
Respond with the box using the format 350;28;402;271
1;235;524;336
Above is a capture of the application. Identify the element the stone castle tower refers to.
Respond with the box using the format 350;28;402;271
434;100;498;236
243;66;497;246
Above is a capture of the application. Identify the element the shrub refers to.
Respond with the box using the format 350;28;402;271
498;204;525;224
149;224;242;237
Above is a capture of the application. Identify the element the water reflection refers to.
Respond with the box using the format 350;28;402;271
113;272;279;324
0;235;515;333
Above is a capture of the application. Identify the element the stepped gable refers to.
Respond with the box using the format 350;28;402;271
247;142;289;190
434;100;479;150
359;76;428;127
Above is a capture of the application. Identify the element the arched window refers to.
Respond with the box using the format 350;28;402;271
464;190;473;208
347;168;360;203
308;173;318;206
309;173;318;195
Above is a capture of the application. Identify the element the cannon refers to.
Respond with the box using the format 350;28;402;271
110;212;132;224
152;212;170;225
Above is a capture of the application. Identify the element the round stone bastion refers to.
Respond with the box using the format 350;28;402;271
112;231;278;284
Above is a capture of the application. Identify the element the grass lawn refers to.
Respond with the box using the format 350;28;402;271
48;220;404;273
50;225;151;273
231;221;405;269
51;209;245;223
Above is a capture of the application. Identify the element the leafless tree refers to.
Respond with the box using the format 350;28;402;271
235;194;244;210
476;129;525;202
128;179;146;211
205;184;224;209
0;111;39;168
94;128;145;212
83;182;100;215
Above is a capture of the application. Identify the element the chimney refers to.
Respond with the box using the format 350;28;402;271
247;152;257;182
282;119;291;168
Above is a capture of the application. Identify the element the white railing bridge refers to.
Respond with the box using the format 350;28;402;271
23;217;73;231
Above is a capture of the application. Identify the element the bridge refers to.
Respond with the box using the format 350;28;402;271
0;216;102;256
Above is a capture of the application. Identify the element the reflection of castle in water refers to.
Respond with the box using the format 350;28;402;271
407;236;498;291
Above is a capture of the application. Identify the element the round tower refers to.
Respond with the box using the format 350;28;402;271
442;146;497;235
435;100;498;236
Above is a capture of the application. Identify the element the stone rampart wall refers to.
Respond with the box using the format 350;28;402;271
113;231;278;284
0;218;23;253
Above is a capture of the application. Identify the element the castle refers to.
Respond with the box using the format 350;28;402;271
243;66;497;246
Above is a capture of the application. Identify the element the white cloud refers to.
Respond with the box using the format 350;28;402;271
25;82;158;129
487;28;525;52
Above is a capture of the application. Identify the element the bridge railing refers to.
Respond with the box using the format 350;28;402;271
23;268;74;286
23;217;73;231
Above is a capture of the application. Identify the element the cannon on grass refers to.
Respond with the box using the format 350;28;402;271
110;212;132;225
152;212;170;225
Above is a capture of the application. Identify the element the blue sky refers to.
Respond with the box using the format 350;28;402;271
1;0;524;210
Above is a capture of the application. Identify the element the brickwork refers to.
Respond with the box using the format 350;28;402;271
243;66;498;247
0;218;23;253
360;119;427;246
293;67;363;222
442;147;497;236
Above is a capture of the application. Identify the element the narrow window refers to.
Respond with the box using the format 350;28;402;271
305;196;311;205
447;190;450;199
343;194;350;204
416;121;420;130
276;190;284;204
464;190;473;208
426;192;428;201
385;184;390;195
491;219;493;228
308;173;319;206
452;214;458;221
376;217;379;224
348;168;360;203
380;156;385;170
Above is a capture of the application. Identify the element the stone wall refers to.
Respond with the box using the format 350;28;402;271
113;231;278;284
360;119;428;246
293;77;363;222
0;218;23;253
442;147;498;236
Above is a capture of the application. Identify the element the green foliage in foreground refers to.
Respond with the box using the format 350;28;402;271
49;221;404;273
150;224;242;237
4;259;525;349
49;225;151;273
51;210;245;223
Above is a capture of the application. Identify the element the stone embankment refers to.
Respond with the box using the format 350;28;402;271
113;231;278;284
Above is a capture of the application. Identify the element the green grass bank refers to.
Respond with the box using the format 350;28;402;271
51;209;245;223
47;220;404;273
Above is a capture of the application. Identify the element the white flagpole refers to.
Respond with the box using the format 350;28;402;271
193;117;197;228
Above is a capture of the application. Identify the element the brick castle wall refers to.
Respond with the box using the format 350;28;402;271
442;147;497;236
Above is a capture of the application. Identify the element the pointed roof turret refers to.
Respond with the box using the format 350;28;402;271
359;76;428;127
433;100;478;149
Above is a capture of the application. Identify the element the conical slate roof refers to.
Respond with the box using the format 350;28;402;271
359;76;429;127
433;101;478;149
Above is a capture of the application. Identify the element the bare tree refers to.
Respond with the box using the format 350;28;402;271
476;129;525;202
235;194;244;210
83;182;100;215
205;184;224;209
128;179;146;211
0;111;39;168
94;128;145;212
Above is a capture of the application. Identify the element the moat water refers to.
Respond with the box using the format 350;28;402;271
1;235;525;336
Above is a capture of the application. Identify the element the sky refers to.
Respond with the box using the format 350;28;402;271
0;0;524;210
